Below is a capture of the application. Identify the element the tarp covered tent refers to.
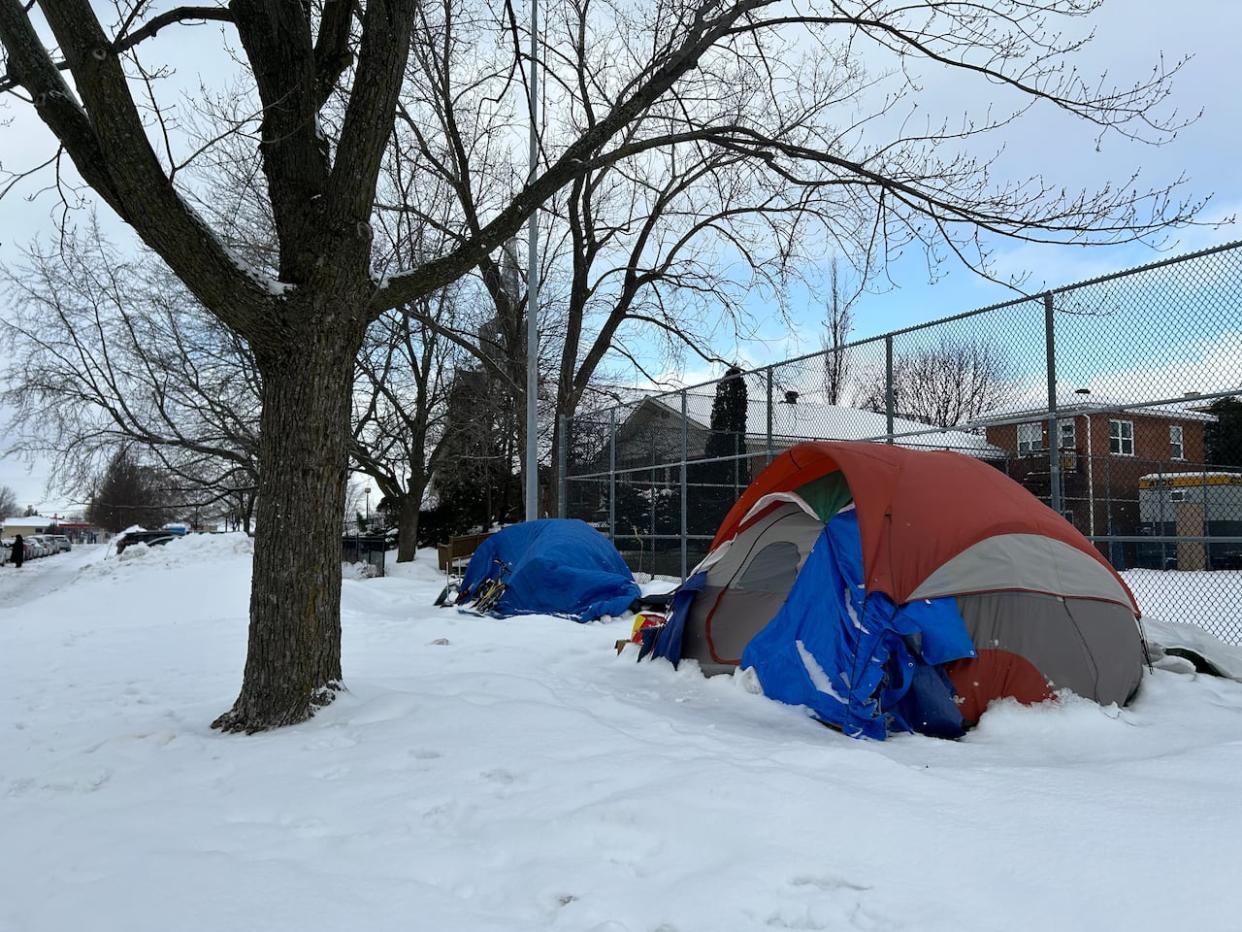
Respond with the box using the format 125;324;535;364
459;519;640;621
647;441;1147;738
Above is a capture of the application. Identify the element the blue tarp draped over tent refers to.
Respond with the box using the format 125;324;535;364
645;571;706;663
459;519;640;622
739;510;976;739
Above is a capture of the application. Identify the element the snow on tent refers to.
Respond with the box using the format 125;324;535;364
456;519;640;621
645;441;1147;739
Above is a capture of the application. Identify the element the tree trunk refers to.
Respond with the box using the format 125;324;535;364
395;484;423;563
544;412;563;518
213;326;360;733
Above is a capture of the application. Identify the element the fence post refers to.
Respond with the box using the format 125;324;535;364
557;414;568;519
680;389;689;579
648;426;657;577
766;366;774;463
608;408;616;542
1044;292;1063;516
1203;459;1211;570
884;335;895;442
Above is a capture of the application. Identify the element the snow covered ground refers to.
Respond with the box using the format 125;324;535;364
3;536;1242;932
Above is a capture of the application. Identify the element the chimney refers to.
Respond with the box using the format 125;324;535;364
784;390;799;404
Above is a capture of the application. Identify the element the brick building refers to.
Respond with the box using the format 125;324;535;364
977;400;1215;540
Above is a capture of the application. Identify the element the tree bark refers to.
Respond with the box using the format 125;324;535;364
545;415;563;518
395;487;422;563
212;322;361;733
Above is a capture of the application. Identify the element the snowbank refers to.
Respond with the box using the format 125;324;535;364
2;547;1242;931
102;530;253;567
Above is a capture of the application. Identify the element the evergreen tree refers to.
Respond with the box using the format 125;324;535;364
690;367;753;535
86;450;171;533
703;367;751;489
1205;397;1242;467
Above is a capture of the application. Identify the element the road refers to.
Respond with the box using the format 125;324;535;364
0;544;105;610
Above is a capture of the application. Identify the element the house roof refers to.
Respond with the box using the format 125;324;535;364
1139;471;1242;488
2;515;57;530
643;395;1004;457
971;392;1218;428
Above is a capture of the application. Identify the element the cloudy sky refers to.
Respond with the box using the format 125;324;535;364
1;0;1240;510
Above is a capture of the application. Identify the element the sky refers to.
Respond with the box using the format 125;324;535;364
704;0;1242;374
1;0;1241;510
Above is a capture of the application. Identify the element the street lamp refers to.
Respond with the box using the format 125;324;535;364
364;486;371;525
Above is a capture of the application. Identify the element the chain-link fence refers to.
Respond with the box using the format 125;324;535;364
562;241;1242;644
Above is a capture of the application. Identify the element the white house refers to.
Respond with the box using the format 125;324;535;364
2;515;60;538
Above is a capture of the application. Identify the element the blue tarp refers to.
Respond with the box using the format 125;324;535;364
645;571;706;663
459;519;640;622
739;510;977;739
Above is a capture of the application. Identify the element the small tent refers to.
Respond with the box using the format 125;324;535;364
458;518;640;621
648;441;1146;738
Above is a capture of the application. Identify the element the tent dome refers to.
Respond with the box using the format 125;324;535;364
650;441;1147;738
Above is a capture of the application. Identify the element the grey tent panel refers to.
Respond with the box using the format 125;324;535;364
682;503;823;674
956;591;1145;707
910;534;1135;609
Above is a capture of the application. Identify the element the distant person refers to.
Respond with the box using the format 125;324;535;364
11;535;24;568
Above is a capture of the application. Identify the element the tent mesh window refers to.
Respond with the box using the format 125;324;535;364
735;540;802;592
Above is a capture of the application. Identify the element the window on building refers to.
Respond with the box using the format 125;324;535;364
1017;422;1044;455
1058;419;1076;450
1109;419;1134;456
1170;425;1185;460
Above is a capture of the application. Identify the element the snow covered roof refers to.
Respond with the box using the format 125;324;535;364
1139;471;1242;486
642;395;1004;457
972;395;1217;427
2;515;57;530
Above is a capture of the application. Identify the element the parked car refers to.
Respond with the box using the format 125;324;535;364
26;536;46;558
47;535;72;552
115;530;176;554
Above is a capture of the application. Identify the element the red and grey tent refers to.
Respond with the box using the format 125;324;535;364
648;441;1147;737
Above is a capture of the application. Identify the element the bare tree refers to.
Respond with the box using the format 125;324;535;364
861;335;1015;428
0;486;19;519
352;289;459;562
0;0;1203;732
823;259;856;406
1;229;262;524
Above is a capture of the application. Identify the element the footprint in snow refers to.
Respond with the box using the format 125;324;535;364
409;748;442;761
481;767;517;784
790;875;871;893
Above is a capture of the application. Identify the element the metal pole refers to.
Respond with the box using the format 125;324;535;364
648;429;656;577
1203;459;1211;569
1044;293;1062;515
884;335;895;442
608;408;616;542
765;367;774;463
680;389;688;579
1086;415;1096;537
524;0;540;522
557;413;568;519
